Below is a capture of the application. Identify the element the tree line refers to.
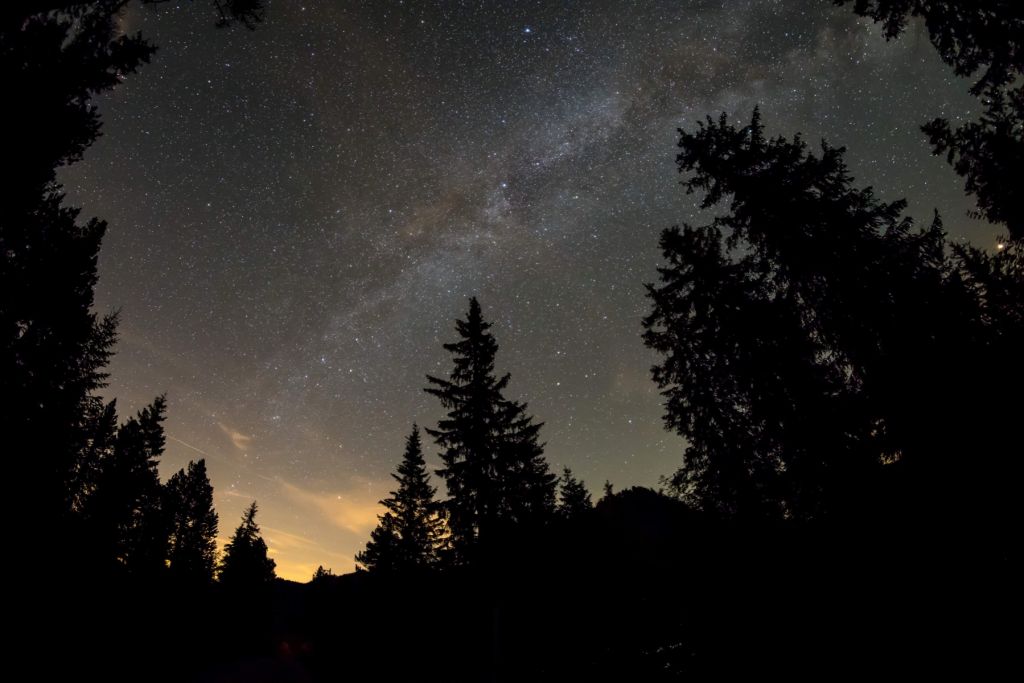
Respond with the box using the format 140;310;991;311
355;298;597;574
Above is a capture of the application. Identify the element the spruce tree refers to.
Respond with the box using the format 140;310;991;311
85;395;169;575
165;459;219;585
1;5;153;555
557;467;593;520
644;109;1011;520
219;501;276;589
356;425;445;573
425;298;556;562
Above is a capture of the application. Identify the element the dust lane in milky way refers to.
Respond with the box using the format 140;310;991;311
62;1;984;579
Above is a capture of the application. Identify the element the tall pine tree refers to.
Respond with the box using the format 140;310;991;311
356;425;445;573
84;395;169;576
425;298;555;563
219;501;276;589
557;467;593;520
165;459;219;585
644;108;1015;521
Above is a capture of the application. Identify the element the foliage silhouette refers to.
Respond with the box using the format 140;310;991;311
1;0;263;576
644;107;1019;522
836;0;1024;239
1;3;273;679
425;297;556;564
220;501;276;589
3;2;1020;680
356;425;446;573
165;458;219;584
311;565;335;582
84;395;169;575
557;466;593;519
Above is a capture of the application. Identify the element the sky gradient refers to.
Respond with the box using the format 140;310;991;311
62;0;990;580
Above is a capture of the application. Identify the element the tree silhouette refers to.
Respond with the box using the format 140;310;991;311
1;0;263;572
644;109;995;519
219;501;276;588
425;298;556;563
84;395;169;575
356;425;446;573
2;0;271;570
836;0;1024;239
557;467;593;520
69;399;119;515
165;459;219;585
311;565;335;582
2;10;152;517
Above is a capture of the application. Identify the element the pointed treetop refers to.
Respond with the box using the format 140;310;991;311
558;467;593;519
220;500;276;587
356;424;445;573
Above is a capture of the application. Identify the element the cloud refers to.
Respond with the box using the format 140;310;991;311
263;526;321;552
279;478;383;536
218;422;252;451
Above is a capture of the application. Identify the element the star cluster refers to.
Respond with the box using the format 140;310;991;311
63;0;987;579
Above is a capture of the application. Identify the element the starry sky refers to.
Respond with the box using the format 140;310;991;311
62;0;992;581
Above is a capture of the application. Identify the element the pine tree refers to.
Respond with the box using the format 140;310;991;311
644;109;987;519
165;459;219;585
356;425;445;573
84;395;169;575
557;467;593;520
425;298;556;562
1;2;268;568
70;399;119;515
1;6;154;554
219;501;276;589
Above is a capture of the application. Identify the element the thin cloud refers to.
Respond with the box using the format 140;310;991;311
279;478;382;536
218;422;253;451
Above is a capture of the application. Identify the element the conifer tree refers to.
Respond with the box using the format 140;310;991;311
165;459;219;584
2;2;269;567
70;399;119;515
356;425;445;573
85;395;169;575
2;5;153;552
425;298;556;562
557;467;593;520
219;501;276;588
644;109;991;519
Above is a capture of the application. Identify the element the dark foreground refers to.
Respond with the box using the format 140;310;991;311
31;487;1015;681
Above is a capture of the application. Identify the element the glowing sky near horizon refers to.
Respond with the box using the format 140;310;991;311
62;0;989;580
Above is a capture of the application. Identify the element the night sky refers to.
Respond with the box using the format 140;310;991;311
62;0;991;580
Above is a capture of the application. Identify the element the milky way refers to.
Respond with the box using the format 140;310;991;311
62;0;989;579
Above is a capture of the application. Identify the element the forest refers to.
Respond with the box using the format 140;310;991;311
3;1;1020;680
